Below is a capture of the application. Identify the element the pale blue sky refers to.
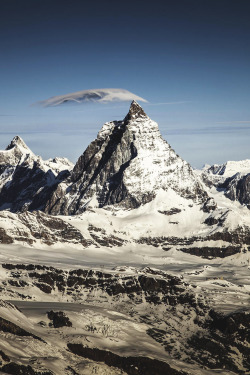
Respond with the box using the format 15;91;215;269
1;0;250;168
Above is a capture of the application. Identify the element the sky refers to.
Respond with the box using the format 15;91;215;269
0;0;250;168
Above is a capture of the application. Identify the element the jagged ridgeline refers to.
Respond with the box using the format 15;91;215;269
0;101;207;215
1;101;250;257
45;101;207;214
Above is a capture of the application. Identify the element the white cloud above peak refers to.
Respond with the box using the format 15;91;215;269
36;88;148;107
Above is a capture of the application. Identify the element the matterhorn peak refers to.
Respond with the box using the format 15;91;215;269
124;100;148;122
46;101;207;215
6;135;31;151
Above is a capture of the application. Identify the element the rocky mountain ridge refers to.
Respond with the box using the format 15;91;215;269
0;135;73;212
45;101;207;215
200;161;250;209
0;102;250;257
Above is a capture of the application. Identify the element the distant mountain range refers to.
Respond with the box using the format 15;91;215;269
0;101;250;257
0;102;249;375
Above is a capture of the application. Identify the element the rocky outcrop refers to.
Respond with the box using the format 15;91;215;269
200;161;250;210
0;316;43;341
0;363;53;375
219;173;250;208
0;211;89;246
67;345;187;375
47;311;72;328
1;264;203;309
187;309;250;373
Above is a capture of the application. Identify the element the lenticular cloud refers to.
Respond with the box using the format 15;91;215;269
36;88;147;107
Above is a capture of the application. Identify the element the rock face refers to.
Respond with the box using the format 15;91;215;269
0;136;72;212
201;161;250;209
0;210;89;246
219;173;250;208
46;101;207;214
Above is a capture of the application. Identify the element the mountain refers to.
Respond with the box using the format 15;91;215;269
0;136;73;212
200;160;250;209
0;104;249;375
45;101;208;215
0;103;250;257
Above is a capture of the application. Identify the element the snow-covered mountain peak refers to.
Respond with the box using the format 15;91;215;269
0;136;35;169
124;100;148;122
207;159;250;178
47;102;208;214
6;135;32;153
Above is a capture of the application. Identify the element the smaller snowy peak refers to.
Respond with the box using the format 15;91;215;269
0;135;35;168
5;136;31;152
46;157;74;172
205;160;250;178
123;100;148;122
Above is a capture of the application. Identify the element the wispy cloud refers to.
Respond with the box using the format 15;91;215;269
34;88;148;107
147;101;191;106
216;121;250;124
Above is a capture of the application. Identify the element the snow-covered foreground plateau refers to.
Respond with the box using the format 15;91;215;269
0;242;249;375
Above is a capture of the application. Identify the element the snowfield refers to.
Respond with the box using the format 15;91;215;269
0;102;249;374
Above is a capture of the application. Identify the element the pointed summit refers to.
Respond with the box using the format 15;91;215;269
6;136;31;151
46;100;207;215
124;100;147;122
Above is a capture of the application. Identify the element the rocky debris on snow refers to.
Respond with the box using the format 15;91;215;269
0;362;53;375
0;316;43;341
67;344;187;375
0;210;90;246
47;311;72;328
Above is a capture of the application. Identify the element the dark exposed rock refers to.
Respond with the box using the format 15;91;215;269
2;263;55;271
35;282;52;294
1;264;202;308
0;228;13;244
187;309;250;373
65;367;80;375
8;279;28;287
16;211;90;246
67;344;187;375
219;173;250;209
90;233;124;247
0;362;53;375
0;349;10;362
137;226;250;257
123;100;147;122
0;316;43;341
209;309;250;340
47;311;72;328
179;246;241;258
204;216;218;226
158;208;181;215
202;197;217;213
